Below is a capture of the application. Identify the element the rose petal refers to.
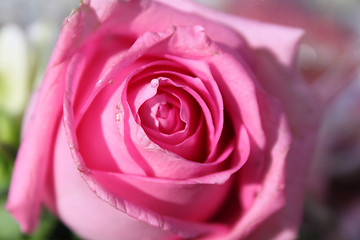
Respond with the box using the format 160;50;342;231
5;4;105;232
61;117;229;239
153;0;303;66
86;0;303;66
53;123;173;240
91;169;231;222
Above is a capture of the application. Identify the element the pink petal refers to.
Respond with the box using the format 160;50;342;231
228;115;291;240
91;169;232;222
52;124;173;240
61;111;229;239
5;65;64;233
153;0;303;66
4;5;100;229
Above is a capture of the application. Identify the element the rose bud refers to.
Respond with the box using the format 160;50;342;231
6;0;320;239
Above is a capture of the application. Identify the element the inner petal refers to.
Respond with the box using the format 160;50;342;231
157;103;185;134
156;102;171;119
139;92;186;135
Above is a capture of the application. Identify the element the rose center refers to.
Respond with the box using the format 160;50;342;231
155;102;172;119
139;92;186;135
155;102;182;134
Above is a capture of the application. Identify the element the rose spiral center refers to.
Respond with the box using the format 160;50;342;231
143;94;186;134
124;71;209;161
155;102;171;119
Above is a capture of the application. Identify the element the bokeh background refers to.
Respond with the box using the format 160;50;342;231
0;0;359;239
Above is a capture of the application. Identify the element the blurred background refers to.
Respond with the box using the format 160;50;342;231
0;0;359;239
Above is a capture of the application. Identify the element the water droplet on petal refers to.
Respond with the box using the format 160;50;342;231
69;144;76;152
95;79;104;88
115;113;121;122
150;78;159;88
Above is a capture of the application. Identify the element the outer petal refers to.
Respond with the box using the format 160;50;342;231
53;124;172;240
5;63;64;233
84;0;252;61
152;0;304;66
237;51;321;239
85;0;302;66
5;3;101;232
226;115;291;240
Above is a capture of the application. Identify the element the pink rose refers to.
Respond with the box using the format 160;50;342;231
6;0;319;239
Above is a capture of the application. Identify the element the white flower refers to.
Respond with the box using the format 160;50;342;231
0;24;29;116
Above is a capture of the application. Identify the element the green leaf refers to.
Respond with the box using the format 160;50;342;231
0;198;23;240
0;111;20;147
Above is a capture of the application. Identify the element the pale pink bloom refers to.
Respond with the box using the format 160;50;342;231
6;0;319;239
